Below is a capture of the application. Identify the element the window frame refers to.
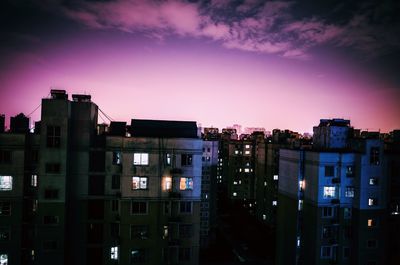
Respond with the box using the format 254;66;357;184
179;177;193;191
0;176;12;191
131;176;148;190
46;125;61;148
131;201;148;215
133;153;149;166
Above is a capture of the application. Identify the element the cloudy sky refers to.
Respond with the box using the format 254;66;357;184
1;0;399;133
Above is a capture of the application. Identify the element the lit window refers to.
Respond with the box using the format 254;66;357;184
346;166;354;177
345;186;355;198
166;153;172;166
245;145;250;149
133;153;149;165
163;225;169;239
264;181;267;186
0;176;12;191
368;198;378;206
233;192;237;197
297;236;301;247
181;154;193;166
272;200;277;206
131;177;148;190
244;168;250;173
344;207;352;219
131;249;146;263
0;202;11;216
0;254;8;265
235;150;239;154
111;246;119;260
244;150;250;155
299;180;305;190
298;200;303;211
367;219;376;227
273;175;278;180
180;177;193;190
233;181;238;185
369;178;378;185
113;151;121;165
162;176;172;191
323;186;336;198
262;214;266;220
31;175;37;187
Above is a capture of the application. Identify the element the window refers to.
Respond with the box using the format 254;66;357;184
273;175;278;180
131;202;147;214
368;198;378;206
111;200;119;212
179;247;191;261
0;227;10;241
325;166;334;177
180;201;192;213
179;224;193;238
370;147;380;165
346;165;354;177
369;178;378;185
43;240;58;250
163;225;169;239
343;226;352;239
112;151;121;165
244;168;250;173
323;186;336;198
45;163;60;174
272;200;277;206
344;207;352;219
322;226;332;239
0;176;12;191
110;223;119;237
133;153;149;165
181;154;192;166
132;177;148;190
368;219;377;227
0;150;11;164
343;247;350;259
44;189;59;199
345;186;355;198
112;175;120;189
46;126;61;148
88;175;105;195
0;254;8;265
43;216;59;225
367;240;377;248
111;246;119;260
244;150;250;155
180;177;193;190
0;202;11;216
131;225;149;240
162;176;172;191
298;200;303;211
31;175;38;187
232;192;237;197
322;207;333;218
321;246;331;258
164;201;170;215
166;153;172;166
130;249;146;263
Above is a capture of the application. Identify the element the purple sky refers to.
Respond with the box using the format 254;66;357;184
1;0;400;133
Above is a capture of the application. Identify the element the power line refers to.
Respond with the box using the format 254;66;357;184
98;107;114;122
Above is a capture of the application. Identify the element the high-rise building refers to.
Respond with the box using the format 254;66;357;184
277;119;387;265
0;90;206;265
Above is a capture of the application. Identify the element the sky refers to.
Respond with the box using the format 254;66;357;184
1;0;400;133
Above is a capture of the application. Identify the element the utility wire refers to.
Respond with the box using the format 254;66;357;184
98;107;114;122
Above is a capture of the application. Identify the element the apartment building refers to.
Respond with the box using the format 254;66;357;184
0;90;205;265
277;119;387;265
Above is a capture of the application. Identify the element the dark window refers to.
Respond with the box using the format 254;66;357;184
370;147;380;165
89;151;105;172
46;126;60;148
0;202;11;216
131;225;149;239
322;226;332;239
164;201;170;215
43;240;58;250
325;166;334;177
0;227;10;241
88;200;104;219
181;154;193;166
180;201;192;214
179;224;193;238
322;207;333;217
346;165;354;177
43;216;59;225
367;240;377;248
45;163;60;174
88;175;105;195
87;223;103;244
110;223;119;237
343;247;350;259
0;150;11;164
131;202;147;214
44;189;59;199
344;226;352;239
131;249;146;263
179;247;191;261
111;200;119;212
31;150;39;163
111;175;120;189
